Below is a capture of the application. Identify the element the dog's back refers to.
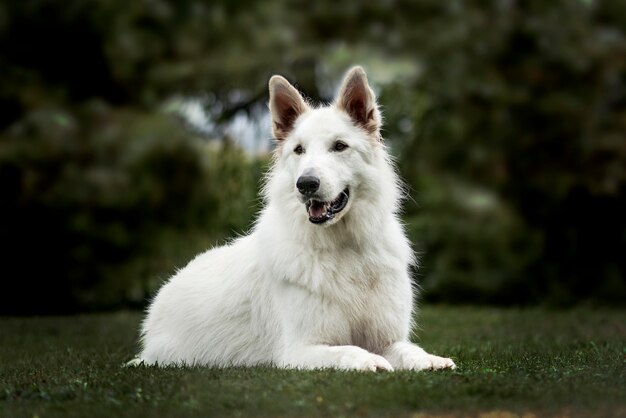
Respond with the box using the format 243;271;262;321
139;235;280;366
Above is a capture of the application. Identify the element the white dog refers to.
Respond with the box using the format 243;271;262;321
131;67;456;371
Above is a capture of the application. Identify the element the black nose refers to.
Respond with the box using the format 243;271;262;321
296;175;320;195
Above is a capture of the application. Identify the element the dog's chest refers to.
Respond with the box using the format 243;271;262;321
298;252;408;353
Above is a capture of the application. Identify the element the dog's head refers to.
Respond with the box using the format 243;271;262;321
268;66;385;226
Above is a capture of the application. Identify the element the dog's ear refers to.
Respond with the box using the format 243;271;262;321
336;66;381;139
269;76;309;142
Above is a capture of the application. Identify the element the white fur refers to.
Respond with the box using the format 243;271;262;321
132;67;456;371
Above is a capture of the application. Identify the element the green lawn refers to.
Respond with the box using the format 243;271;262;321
1;307;624;418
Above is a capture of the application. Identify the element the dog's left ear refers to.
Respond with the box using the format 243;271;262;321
335;66;381;139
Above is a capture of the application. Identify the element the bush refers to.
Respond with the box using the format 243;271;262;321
1;1;624;311
405;173;542;305
393;1;626;306
0;103;264;314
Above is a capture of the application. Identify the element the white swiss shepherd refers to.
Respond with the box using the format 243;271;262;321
132;66;456;371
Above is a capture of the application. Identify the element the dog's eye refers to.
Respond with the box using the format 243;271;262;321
294;145;304;155
333;141;348;152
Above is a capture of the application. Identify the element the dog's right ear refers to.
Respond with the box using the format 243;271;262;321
268;76;309;142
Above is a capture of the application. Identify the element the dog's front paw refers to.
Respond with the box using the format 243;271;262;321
336;347;394;372
403;353;456;371
385;342;456;371
431;355;456;370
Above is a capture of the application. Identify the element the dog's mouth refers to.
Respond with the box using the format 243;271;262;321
305;188;350;224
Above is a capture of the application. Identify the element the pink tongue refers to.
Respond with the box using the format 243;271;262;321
309;201;326;218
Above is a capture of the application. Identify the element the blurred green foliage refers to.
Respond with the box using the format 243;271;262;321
0;103;264;313
395;1;626;305
0;0;624;313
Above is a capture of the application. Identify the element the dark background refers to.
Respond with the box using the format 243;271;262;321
1;0;624;314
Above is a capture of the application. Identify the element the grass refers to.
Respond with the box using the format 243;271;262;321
1;307;624;418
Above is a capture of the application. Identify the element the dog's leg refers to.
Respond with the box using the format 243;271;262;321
279;344;394;371
383;341;456;371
